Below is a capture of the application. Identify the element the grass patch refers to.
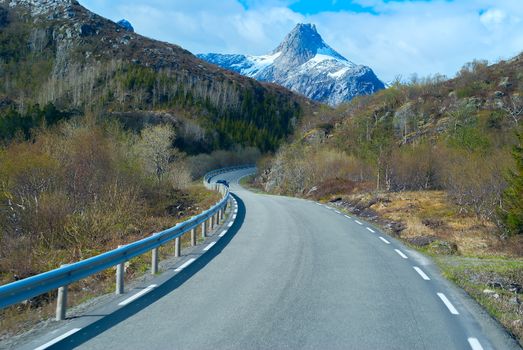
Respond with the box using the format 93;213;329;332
437;256;523;344
239;175;266;194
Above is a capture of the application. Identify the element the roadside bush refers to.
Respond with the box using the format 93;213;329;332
389;142;440;191
499;130;523;235
0;116;199;283
439;147;511;221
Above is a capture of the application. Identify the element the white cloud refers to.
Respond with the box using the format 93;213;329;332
480;8;507;27
80;0;523;82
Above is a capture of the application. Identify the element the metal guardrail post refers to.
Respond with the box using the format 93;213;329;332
56;285;67;321
201;221;206;238
175;237;181;257
191;228;196;246
151;235;159;275
116;246;124;295
56;263;69;321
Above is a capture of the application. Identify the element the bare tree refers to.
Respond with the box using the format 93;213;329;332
502;93;523;127
135;124;175;184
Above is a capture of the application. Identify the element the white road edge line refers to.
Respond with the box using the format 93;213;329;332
467;337;484;350
437;293;460;315
413;266;430;280
366;227;375;233
34;328;82;350
174;258;196;272
355;220;363;225
219;230;228;237
379;236;390;244
118;284;158;306
394;249;408;259
203;242;216;251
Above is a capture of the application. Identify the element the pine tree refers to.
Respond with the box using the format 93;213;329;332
501;130;523;235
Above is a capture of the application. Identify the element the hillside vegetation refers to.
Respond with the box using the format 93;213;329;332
257;55;523;341
0;0;306;153
262;56;523;235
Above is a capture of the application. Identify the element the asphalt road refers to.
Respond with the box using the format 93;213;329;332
22;169;520;350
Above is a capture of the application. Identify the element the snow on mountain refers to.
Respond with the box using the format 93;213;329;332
198;23;385;106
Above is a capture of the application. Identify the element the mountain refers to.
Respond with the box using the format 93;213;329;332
0;0;308;152
117;19;133;32
198;24;385;106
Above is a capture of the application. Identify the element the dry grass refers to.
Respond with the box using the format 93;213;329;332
366;190;518;257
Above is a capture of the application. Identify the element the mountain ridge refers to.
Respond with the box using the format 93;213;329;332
198;23;385;106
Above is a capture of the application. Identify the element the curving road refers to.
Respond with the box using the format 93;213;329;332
21;169;520;350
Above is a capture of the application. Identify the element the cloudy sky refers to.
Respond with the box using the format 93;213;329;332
80;0;523;82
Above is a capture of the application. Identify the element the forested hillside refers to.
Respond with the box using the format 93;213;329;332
0;0;306;153
262;55;523;233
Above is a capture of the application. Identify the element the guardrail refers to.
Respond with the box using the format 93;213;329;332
0;166;249;320
203;164;255;189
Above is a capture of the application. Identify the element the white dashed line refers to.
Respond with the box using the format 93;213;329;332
203;242;216;251
344;215;351;219
437;293;459;315
335;210;341;214
413;266;430;280
467;337;484;350
34;328;82;350
315;203;322;206
219;230;228;237
174;258;196;272
227;222;233;227
355;220;363;225
394;249;408;259
379;236;390;244
232;215;237;220
366;227;375;233
118;284;157;306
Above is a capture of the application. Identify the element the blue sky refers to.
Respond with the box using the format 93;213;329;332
80;0;523;82
239;0;378;14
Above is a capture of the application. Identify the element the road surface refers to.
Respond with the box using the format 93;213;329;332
21;168;520;349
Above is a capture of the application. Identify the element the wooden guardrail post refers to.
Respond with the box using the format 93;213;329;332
116;245;124;295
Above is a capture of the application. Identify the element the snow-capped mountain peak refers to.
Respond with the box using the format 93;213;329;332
274;23;348;65
198;23;384;106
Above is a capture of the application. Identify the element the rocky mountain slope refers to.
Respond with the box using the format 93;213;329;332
0;0;308;152
198;23;385;106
